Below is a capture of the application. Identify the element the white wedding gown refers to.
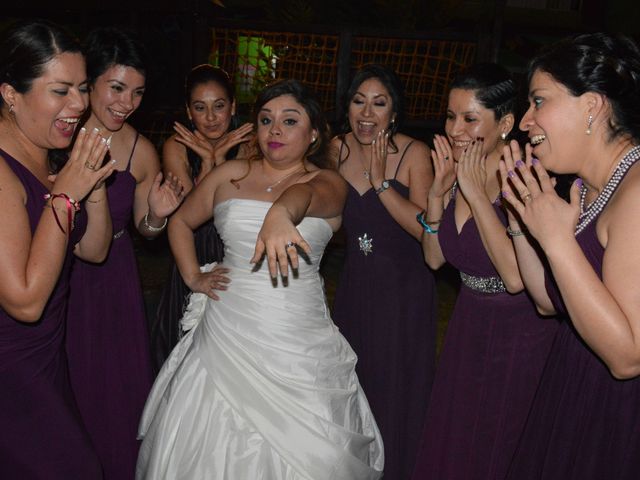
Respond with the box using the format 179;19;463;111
137;199;384;479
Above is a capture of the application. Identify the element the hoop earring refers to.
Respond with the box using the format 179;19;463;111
586;114;593;135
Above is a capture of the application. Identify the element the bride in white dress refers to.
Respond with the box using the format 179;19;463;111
137;79;384;479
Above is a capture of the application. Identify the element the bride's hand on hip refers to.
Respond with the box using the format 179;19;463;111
188;265;231;301
251;204;312;280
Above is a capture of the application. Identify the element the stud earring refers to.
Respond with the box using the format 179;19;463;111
501;132;507;140
9;104;14;114
311;136;317;144
586;114;593;135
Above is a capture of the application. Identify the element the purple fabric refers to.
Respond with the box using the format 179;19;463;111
0;148;102;479
332;180;437;480
67;166;153;480
412;197;558;480
505;218;640;480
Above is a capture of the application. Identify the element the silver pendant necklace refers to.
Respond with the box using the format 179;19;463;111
576;145;640;235
265;167;305;193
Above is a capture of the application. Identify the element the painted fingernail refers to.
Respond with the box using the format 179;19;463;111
576;178;583;188
532;157;539;164
501;190;508;197
515;160;524;168
92;127;100;133
508;170;516;178
80;127;86;133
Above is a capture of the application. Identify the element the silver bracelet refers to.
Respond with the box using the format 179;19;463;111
143;211;167;232
506;225;526;237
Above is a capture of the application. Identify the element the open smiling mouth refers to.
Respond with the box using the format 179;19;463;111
530;134;546;145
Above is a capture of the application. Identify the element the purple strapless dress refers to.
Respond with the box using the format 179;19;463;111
67;136;153;480
506;211;640;479
0;149;102;479
333;179;437;480
412;197;559;480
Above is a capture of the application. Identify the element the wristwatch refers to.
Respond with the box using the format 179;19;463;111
375;180;391;195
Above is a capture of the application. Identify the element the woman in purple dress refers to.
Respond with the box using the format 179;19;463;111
331;64;435;479
151;65;253;371
412;64;559;480
500;33;640;479
66;27;183;480
0;20;115;478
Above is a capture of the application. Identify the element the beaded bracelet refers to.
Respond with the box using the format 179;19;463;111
416;211;439;234
44;193;80;235
506;225;526;237
143;211;168;232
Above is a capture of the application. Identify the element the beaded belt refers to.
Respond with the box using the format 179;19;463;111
460;272;506;294
113;229;125;240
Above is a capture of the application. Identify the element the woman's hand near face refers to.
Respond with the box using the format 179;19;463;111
368;129;389;188
53;127;115;200
500;141;580;252
456;138;490;203
429;134;457;200
174;121;253;171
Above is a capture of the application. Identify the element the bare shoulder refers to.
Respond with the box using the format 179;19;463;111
0;153;26;203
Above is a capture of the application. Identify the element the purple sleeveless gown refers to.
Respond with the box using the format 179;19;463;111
332;143;437;480
67;134;153;480
505;189;640;479
412;196;559;480
0;149;102;479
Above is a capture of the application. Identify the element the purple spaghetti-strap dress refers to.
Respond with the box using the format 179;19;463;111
505;182;640;480
67;134;153;480
332;142;437;480
0;149;102;479
411;195;559;480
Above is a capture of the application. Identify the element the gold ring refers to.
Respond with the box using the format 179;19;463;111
522;193;533;202
85;161;97;171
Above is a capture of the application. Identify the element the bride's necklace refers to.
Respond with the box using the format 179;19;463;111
265;166;305;192
576;145;640;235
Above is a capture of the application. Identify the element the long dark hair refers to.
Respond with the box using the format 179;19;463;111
0;20;83;172
232;79;330;187
83;26;147;85
528;32;640;144
338;64;405;163
0;19;82;111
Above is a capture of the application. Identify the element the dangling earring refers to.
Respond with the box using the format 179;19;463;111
501;132;507;141
9;104;14;114
586;114;593;135
389;117;396;130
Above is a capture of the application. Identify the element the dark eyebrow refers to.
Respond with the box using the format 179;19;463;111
354;91;388;100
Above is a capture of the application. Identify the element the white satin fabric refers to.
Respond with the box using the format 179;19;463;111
137;199;384;479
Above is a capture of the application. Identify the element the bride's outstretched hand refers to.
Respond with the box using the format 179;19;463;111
251;205;312;281
499;140;581;250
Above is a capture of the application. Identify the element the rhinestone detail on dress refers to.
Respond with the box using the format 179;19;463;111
460;272;507;294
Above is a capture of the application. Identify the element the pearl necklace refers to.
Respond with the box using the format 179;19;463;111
576;145;640;235
265;167;305;193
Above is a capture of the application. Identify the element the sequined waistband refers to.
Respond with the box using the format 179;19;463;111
113;229;125;240
460;272;506;294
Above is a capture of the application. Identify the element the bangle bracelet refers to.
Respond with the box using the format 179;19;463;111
416;211;439;234
506;225;526;237
144;212;167;232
